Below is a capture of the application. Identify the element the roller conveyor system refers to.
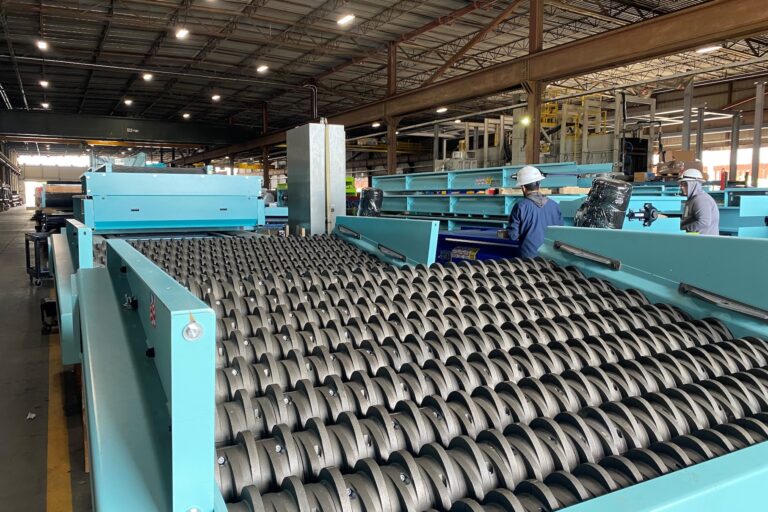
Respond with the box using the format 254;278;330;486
105;226;768;512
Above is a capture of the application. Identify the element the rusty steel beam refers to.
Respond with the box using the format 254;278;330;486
174;0;768;165
313;0;503;83
422;0;525;86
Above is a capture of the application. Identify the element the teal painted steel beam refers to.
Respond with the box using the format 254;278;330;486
334;216;439;266
77;172;265;233
79;240;216;511
540;227;768;339
50;232;80;365
562;442;768;512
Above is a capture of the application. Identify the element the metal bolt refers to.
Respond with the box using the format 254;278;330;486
217;456;226;465
275;444;283;453
399;473;410;485
182;320;204;341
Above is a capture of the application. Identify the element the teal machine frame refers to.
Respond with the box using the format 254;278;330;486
58;206;768;510
539;227;768;510
372;163;612;230
51;170;266;365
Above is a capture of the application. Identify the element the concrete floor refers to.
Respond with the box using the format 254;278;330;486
0;207;91;511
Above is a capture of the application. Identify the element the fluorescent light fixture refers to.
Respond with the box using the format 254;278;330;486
372;122;381;128
436;107;448;113
142;73;154;81
39;80;49;88
41;102;50;109
175;27;190;39
337;14;355;25
695;45;722;54
211;94;221;102
124;99;133;106
256;64;269;73
36;40;48;50
182;113;191;119
521;116;531;126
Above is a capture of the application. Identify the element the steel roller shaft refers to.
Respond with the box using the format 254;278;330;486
216;336;766;499
131;236;768;512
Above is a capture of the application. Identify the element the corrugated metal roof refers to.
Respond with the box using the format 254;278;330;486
0;0;764;138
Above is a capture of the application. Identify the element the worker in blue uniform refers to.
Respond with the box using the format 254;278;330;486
507;166;563;258
679;169;720;235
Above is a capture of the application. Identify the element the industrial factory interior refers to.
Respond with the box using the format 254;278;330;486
2;0;768;511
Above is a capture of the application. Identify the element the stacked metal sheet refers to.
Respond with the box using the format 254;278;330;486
133;235;768;512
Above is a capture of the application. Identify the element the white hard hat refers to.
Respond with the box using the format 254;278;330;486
516;166;545;187
679;168;704;182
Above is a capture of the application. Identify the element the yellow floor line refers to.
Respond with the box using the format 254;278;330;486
46;300;74;512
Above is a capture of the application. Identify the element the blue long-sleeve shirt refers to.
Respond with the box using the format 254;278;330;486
507;193;564;258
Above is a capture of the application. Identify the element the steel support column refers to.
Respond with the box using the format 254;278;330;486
262;102;270;187
729;113;742;182
262;148;270;188
529;0;543;53
433;124;440;164
696;106;706;159
387;118;399;174
682;80;694;151
751;81;765;187
526;81;542;164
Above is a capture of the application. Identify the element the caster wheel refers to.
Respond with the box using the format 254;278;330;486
34;279;42;287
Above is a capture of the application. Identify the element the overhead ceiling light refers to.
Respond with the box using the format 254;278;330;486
36;40;48;50
41;102;50;109
256;64;269;73
395;131;399;135
436;107;448;114
121;151;126;155
371;122;381;128
182;113;191;119
211;94;221;102
142;73;154;81
337;14;355;26
175;27;190;39
695;44;722;54
124;98;133;106
454;119;461;123
520;116;531;126
39;80;49;88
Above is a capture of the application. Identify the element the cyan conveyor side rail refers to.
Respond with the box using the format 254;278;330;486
50;219;94;365
78;239;222;511
333;216;440;266
539;227;768;511
540;227;767;339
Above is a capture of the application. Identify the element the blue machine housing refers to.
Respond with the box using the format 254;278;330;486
76;171;265;233
52;170;268;365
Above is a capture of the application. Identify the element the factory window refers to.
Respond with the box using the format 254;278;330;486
18;154;90;167
702;148;768;187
